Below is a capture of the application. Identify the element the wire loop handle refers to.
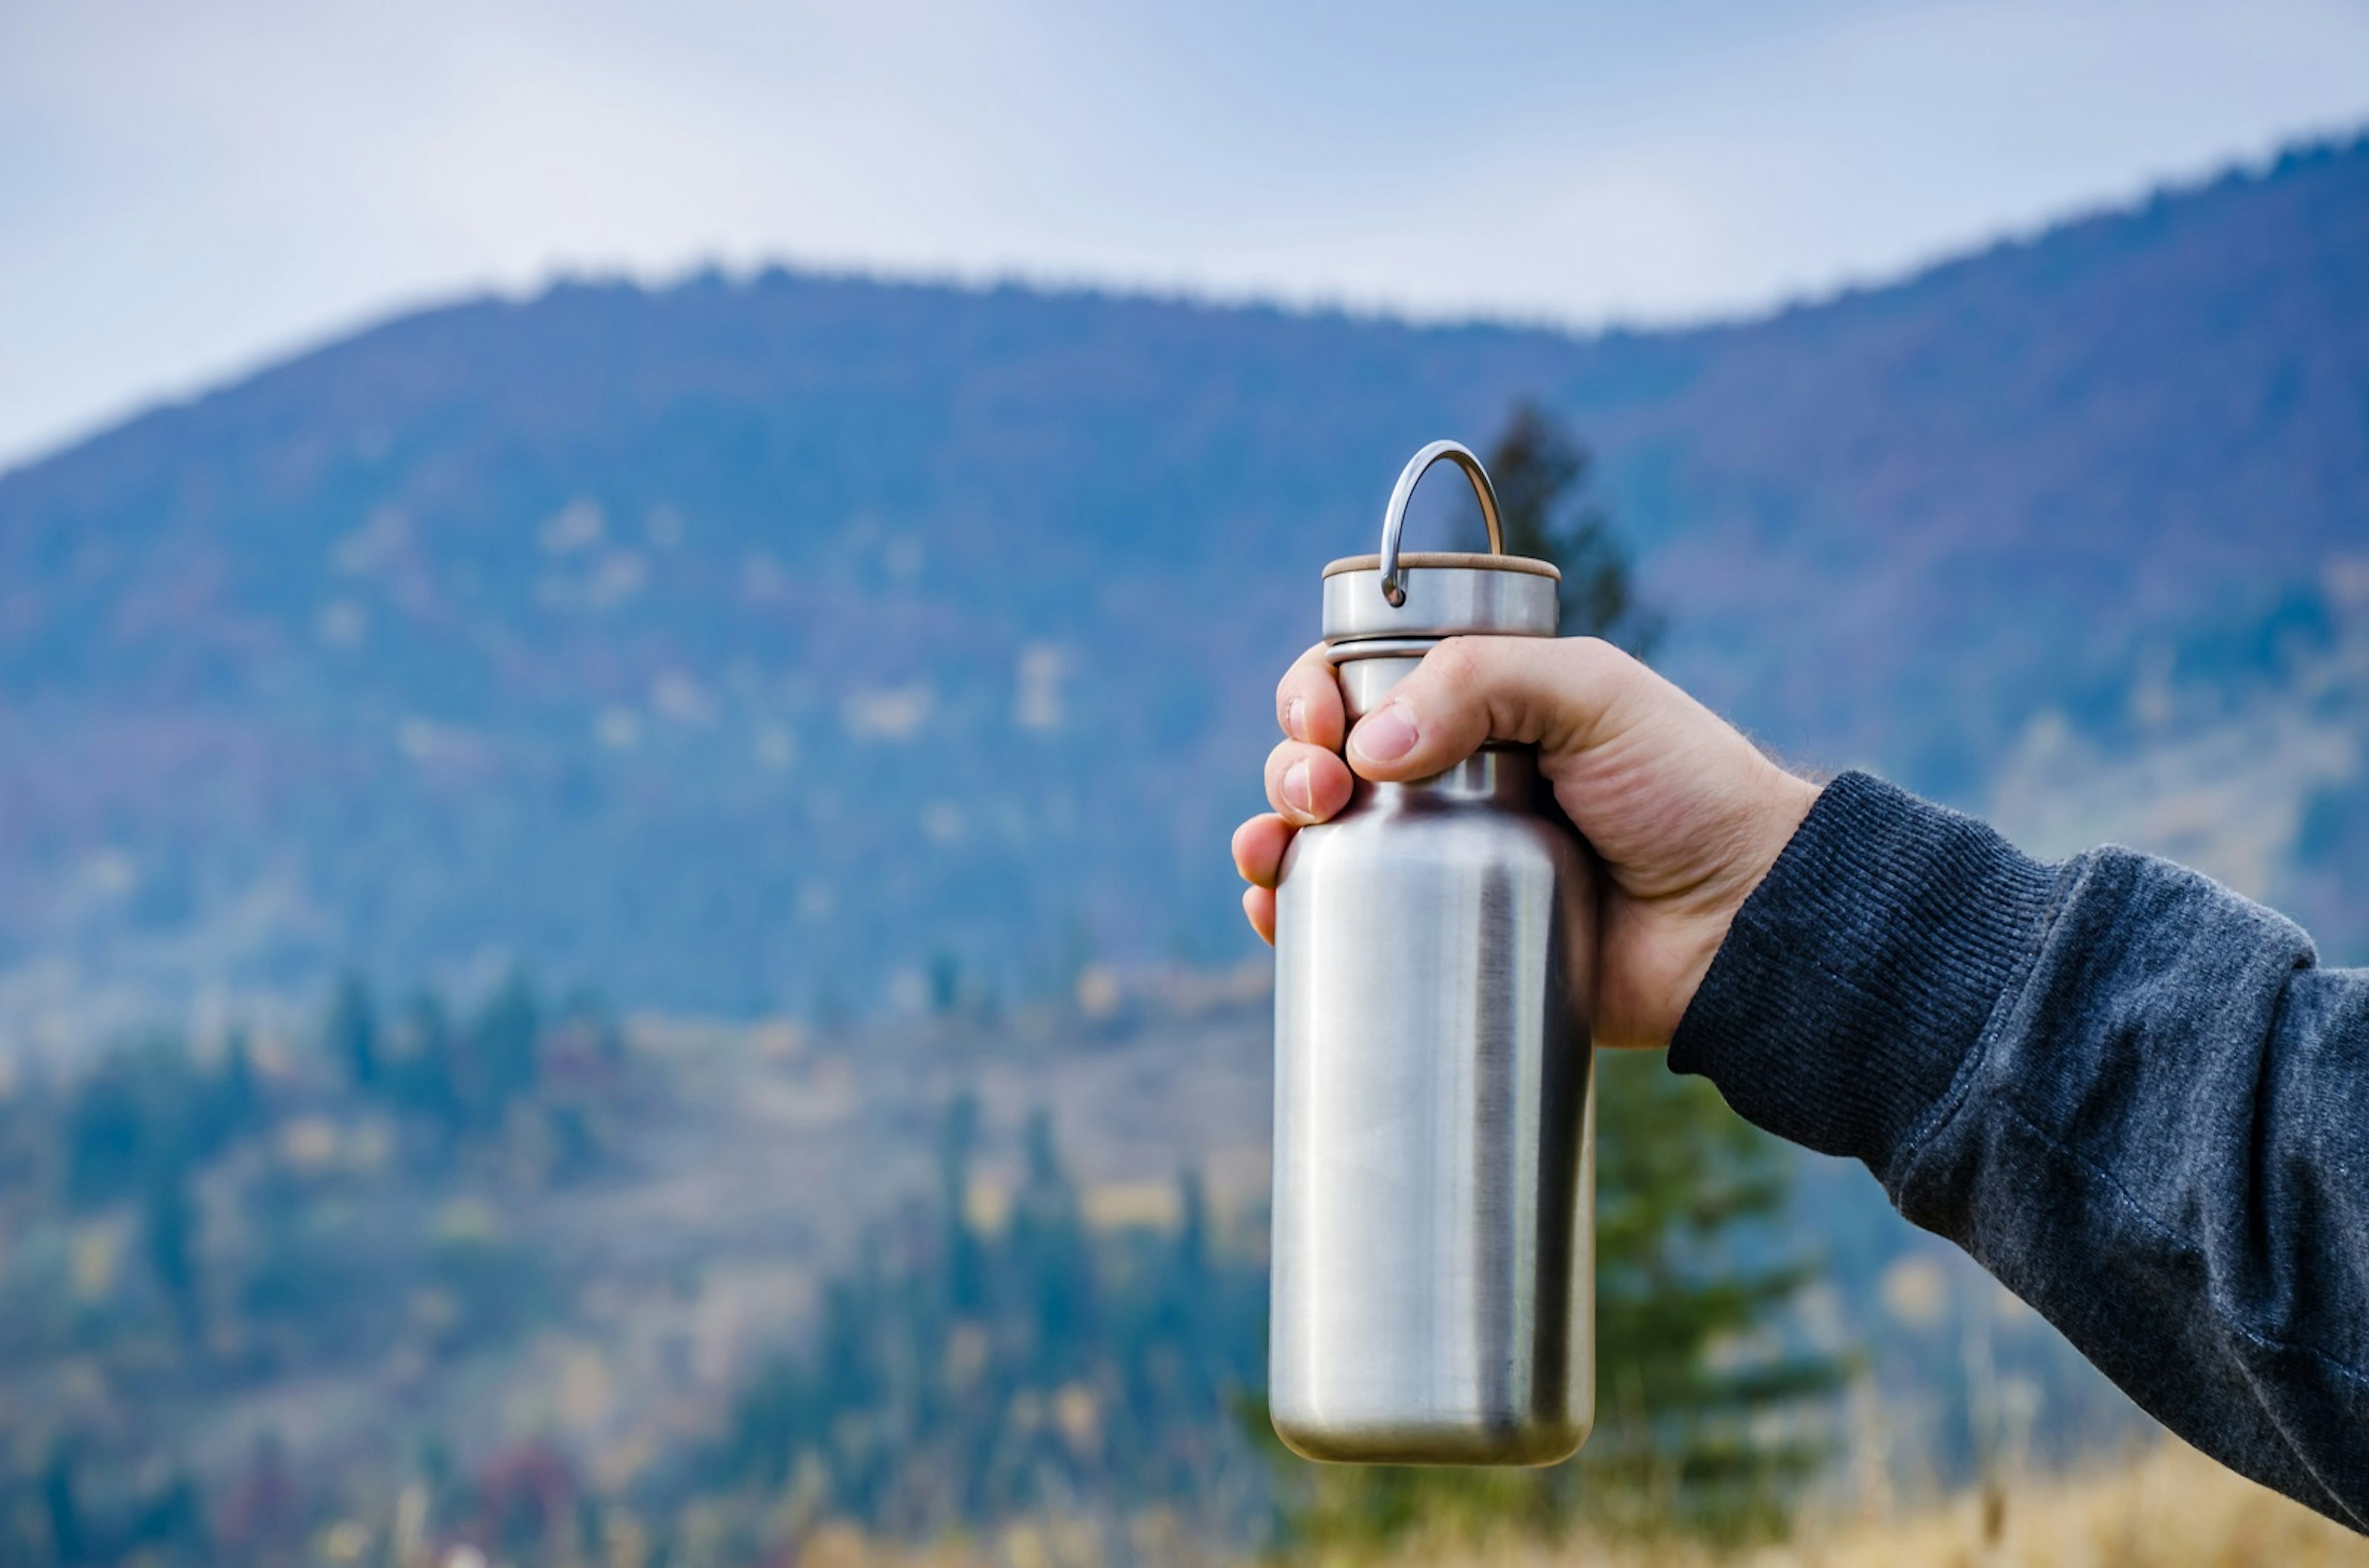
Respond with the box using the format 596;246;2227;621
1377;440;1504;606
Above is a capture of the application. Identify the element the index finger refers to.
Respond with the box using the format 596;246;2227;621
1276;642;1346;750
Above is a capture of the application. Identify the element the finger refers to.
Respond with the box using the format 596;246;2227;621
1276;643;1346;749
1242;885;1277;945
1343;635;1641;782
1264;740;1355;825
1231;814;1295;889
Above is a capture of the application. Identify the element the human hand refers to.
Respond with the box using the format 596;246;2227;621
1231;637;1820;1049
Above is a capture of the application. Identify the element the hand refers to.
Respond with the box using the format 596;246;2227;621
1231;637;1820;1049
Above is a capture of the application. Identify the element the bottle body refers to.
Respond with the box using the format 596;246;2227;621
1270;745;1597;1465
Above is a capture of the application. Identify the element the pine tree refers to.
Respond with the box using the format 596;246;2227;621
1585;1053;1847;1533
218;1028;259;1134
393;989;465;1131
1008;1107;1094;1383
142;1163;201;1342
938;1091;985;1312
325;973;377;1087
469;970;542;1124
1483;400;1665;658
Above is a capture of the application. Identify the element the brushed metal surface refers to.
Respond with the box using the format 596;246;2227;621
1322;563;1558;644
1332;650;1425;722
1271;746;1597;1465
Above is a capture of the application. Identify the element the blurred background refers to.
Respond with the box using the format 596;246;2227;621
3;2;2367;1564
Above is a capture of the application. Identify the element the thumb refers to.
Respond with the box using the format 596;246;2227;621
1344;635;1638;781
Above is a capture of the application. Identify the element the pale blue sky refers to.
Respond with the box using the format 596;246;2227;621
4;0;2367;469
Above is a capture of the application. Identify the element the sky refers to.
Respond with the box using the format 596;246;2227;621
4;0;2367;471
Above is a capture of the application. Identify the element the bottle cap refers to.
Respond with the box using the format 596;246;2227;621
1321;441;1560;645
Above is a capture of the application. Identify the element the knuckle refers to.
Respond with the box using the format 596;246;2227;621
1305;750;1346;797
1285;642;1330;679
1560;634;1625;675
1426;635;1487;692
1269;738;1317;772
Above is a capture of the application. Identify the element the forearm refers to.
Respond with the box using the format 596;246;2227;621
1671;772;2369;1532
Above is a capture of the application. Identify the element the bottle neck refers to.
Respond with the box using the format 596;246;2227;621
1333;646;1428;723
1362;745;1540;803
1330;637;1545;801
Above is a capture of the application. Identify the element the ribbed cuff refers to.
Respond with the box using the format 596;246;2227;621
1668;770;2062;1181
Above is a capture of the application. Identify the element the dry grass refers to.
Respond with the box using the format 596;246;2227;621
735;1442;2368;1568
1307;1442;2367;1568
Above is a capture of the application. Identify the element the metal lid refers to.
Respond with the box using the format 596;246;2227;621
1321;440;1560;644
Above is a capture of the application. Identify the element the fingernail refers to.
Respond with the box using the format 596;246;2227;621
1283;760;1313;816
1350;702;1418;764
1284;697;1306;741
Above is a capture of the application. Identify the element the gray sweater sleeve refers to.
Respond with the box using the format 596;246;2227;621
1669;770;2369;1531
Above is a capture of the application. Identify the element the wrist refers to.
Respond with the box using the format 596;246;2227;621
1663;769;1824;1039
1668;771;2061;1176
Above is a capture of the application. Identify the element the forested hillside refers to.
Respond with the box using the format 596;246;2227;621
0;136;2362;1030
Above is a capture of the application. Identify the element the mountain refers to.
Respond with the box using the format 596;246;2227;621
2;136;2365;1036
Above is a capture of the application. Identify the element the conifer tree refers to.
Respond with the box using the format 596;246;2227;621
469;970;542;1124
1484;400;1664;659
325;973;377;1087
218;1029;259;1134
1009;1107;1094;1382
143;1163;200;1342
938;1090;986;1313
395;989;465;1131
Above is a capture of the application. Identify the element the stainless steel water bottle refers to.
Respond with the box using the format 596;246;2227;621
1269;439;1597;1466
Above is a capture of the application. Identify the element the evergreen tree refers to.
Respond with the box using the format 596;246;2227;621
1175;1168;1209;1292
63;1050;154;1204
41;1445;81;1566
468;970;542;1125
938;1092;985;1312
217;1029;259;1135
1482;400;1665;658
325;973;378;1087
928;952;962;1017
392;989;464;1131
1008;1108;1094;1382
143;1163;201;1342
1584;1054;1848;1532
